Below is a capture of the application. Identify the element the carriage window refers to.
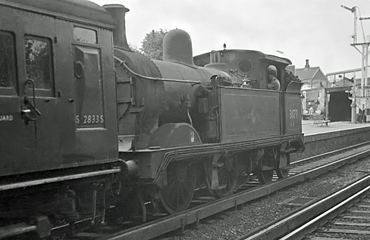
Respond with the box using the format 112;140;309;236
0;31;16;88
25;36;53;89
74;27;97;44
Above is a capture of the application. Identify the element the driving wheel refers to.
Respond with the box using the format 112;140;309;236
159;162;196;214
276;152;290;179
257;169;273;184
238;156;253;185
257;157;274;184
212;156;239;199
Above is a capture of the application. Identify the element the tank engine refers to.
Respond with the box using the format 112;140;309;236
0;0;304;238
107;5;304;214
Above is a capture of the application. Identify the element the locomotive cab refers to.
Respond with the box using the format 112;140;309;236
193;49;303;144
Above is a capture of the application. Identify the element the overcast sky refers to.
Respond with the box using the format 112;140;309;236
91;0;370;75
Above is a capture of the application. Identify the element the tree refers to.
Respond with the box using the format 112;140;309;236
128;43;140;53
140;29;169;60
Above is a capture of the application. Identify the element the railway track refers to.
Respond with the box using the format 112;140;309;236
53;142;370;240
239;174;370;240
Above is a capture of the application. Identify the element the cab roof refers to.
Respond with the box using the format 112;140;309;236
0;0;114;29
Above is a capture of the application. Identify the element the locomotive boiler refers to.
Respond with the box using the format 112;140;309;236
0;0;304;238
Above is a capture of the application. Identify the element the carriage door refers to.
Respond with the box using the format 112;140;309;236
72;27;109;163
21;13;60;169
0;8;59;175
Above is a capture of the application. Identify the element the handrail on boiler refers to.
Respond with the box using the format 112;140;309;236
114;56;201;84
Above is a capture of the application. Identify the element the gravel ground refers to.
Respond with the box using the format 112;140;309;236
158;157;370;240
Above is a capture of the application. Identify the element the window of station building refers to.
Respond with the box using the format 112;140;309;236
24;35;53;90
0;31;16;89
74;27;97;44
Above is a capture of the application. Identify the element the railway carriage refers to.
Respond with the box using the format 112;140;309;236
0;0;304;238
0;0;120;238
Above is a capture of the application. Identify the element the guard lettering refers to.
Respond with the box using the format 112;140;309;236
0;115;13;121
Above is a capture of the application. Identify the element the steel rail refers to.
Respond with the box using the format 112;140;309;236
99;145;370;240
281;182;370;240
240;174;370;240
290;140;370;166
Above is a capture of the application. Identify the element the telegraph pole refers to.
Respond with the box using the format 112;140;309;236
356;16;370;122
342;5;358;123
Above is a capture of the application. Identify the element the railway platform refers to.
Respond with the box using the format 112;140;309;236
302;120;370;135
291;120;370;161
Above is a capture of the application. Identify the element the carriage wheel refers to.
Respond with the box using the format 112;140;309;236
276;152;290;179
212;156;238;199
159;162;196;214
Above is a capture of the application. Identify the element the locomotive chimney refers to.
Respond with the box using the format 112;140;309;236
103;4;130;51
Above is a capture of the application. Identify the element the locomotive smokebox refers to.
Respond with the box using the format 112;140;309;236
103;4;130;51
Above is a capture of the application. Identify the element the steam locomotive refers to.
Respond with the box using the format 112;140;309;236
0;0;304;238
